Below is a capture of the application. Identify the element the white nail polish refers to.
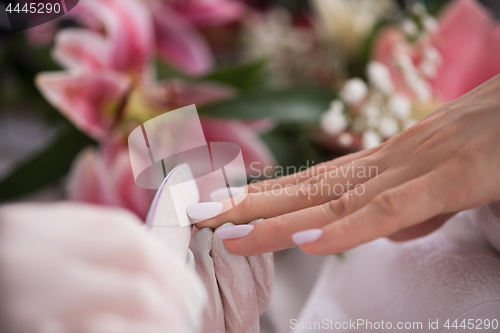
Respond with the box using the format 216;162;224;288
210;187;246;202
292;229;323;245
186;202;223;223
249;218;264;225
216;224;254;240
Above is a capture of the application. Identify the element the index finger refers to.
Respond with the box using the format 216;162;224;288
193;155;378;229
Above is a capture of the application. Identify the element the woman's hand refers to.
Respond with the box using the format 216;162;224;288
195;74;500;256
0;203;205;333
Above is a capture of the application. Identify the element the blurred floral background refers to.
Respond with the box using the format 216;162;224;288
1;0;500;220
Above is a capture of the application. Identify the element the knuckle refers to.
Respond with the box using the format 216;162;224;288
222;193;255;225
268;215;295;248
453;143;481;167
278;218;297;249
311;162;329;177
294;175;327;206
324;192;355;219
372;191;401;217
240;192;254;212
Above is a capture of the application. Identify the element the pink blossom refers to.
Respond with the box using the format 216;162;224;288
84;0;155;75
67;146;156;220
36;70;131;139
29;0;246;75
67;116;276;220
169;0;245;27
431;0;500;100
150;3;214;76
373;0;500;101
201;119;276;177
35;0;273;220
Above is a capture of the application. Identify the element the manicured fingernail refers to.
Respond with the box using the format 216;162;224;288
210;187;246;202
186;202;223;223
216;224;254;240
292;229;323;245
249;218;264;225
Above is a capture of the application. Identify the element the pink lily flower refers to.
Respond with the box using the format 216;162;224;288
37;70;131;139
29;0;246;75
149;0;246;75
431;0;500;100
373;0;500;101
67;116;276;220
67;145;156;220
36;0;273;220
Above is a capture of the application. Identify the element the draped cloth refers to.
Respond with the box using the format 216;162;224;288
295;203;500;332
192;223;273;333
146;164;273;333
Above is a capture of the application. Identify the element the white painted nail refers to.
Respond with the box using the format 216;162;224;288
249;218;264;225
216;224;254;240
210;187;246;202
186;202;223;223
292;229;323;245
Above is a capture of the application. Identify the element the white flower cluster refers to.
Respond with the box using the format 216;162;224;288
395;3;442;102
321;61;418;150
320;3;442;151
243;8;334;88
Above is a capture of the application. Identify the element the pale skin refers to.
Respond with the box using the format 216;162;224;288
196;74;500;256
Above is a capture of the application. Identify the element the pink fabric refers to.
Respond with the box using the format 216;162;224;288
297;208;500;332
470;201;500;253
0;203;206;333
191;223;273;332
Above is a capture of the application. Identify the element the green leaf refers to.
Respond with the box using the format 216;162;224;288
203;60;266;91
155;57;188;80
0;124;95;202
199;87;336;122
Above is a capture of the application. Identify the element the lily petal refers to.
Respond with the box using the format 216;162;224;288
36;71;131;139
243;119;276;134
52;29;110;71
151;2;214;76
172;0;246;26
111;149;156;220
433;0;500;100
67;147;155;220
66;148;116;206
139;80;236;112
83;0;155;76
201;119;276;177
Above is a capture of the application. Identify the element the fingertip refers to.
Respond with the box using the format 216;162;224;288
299;241;334;256
220;220;274;256
291;229;323;245
296;225;348;256
222;238;257;256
